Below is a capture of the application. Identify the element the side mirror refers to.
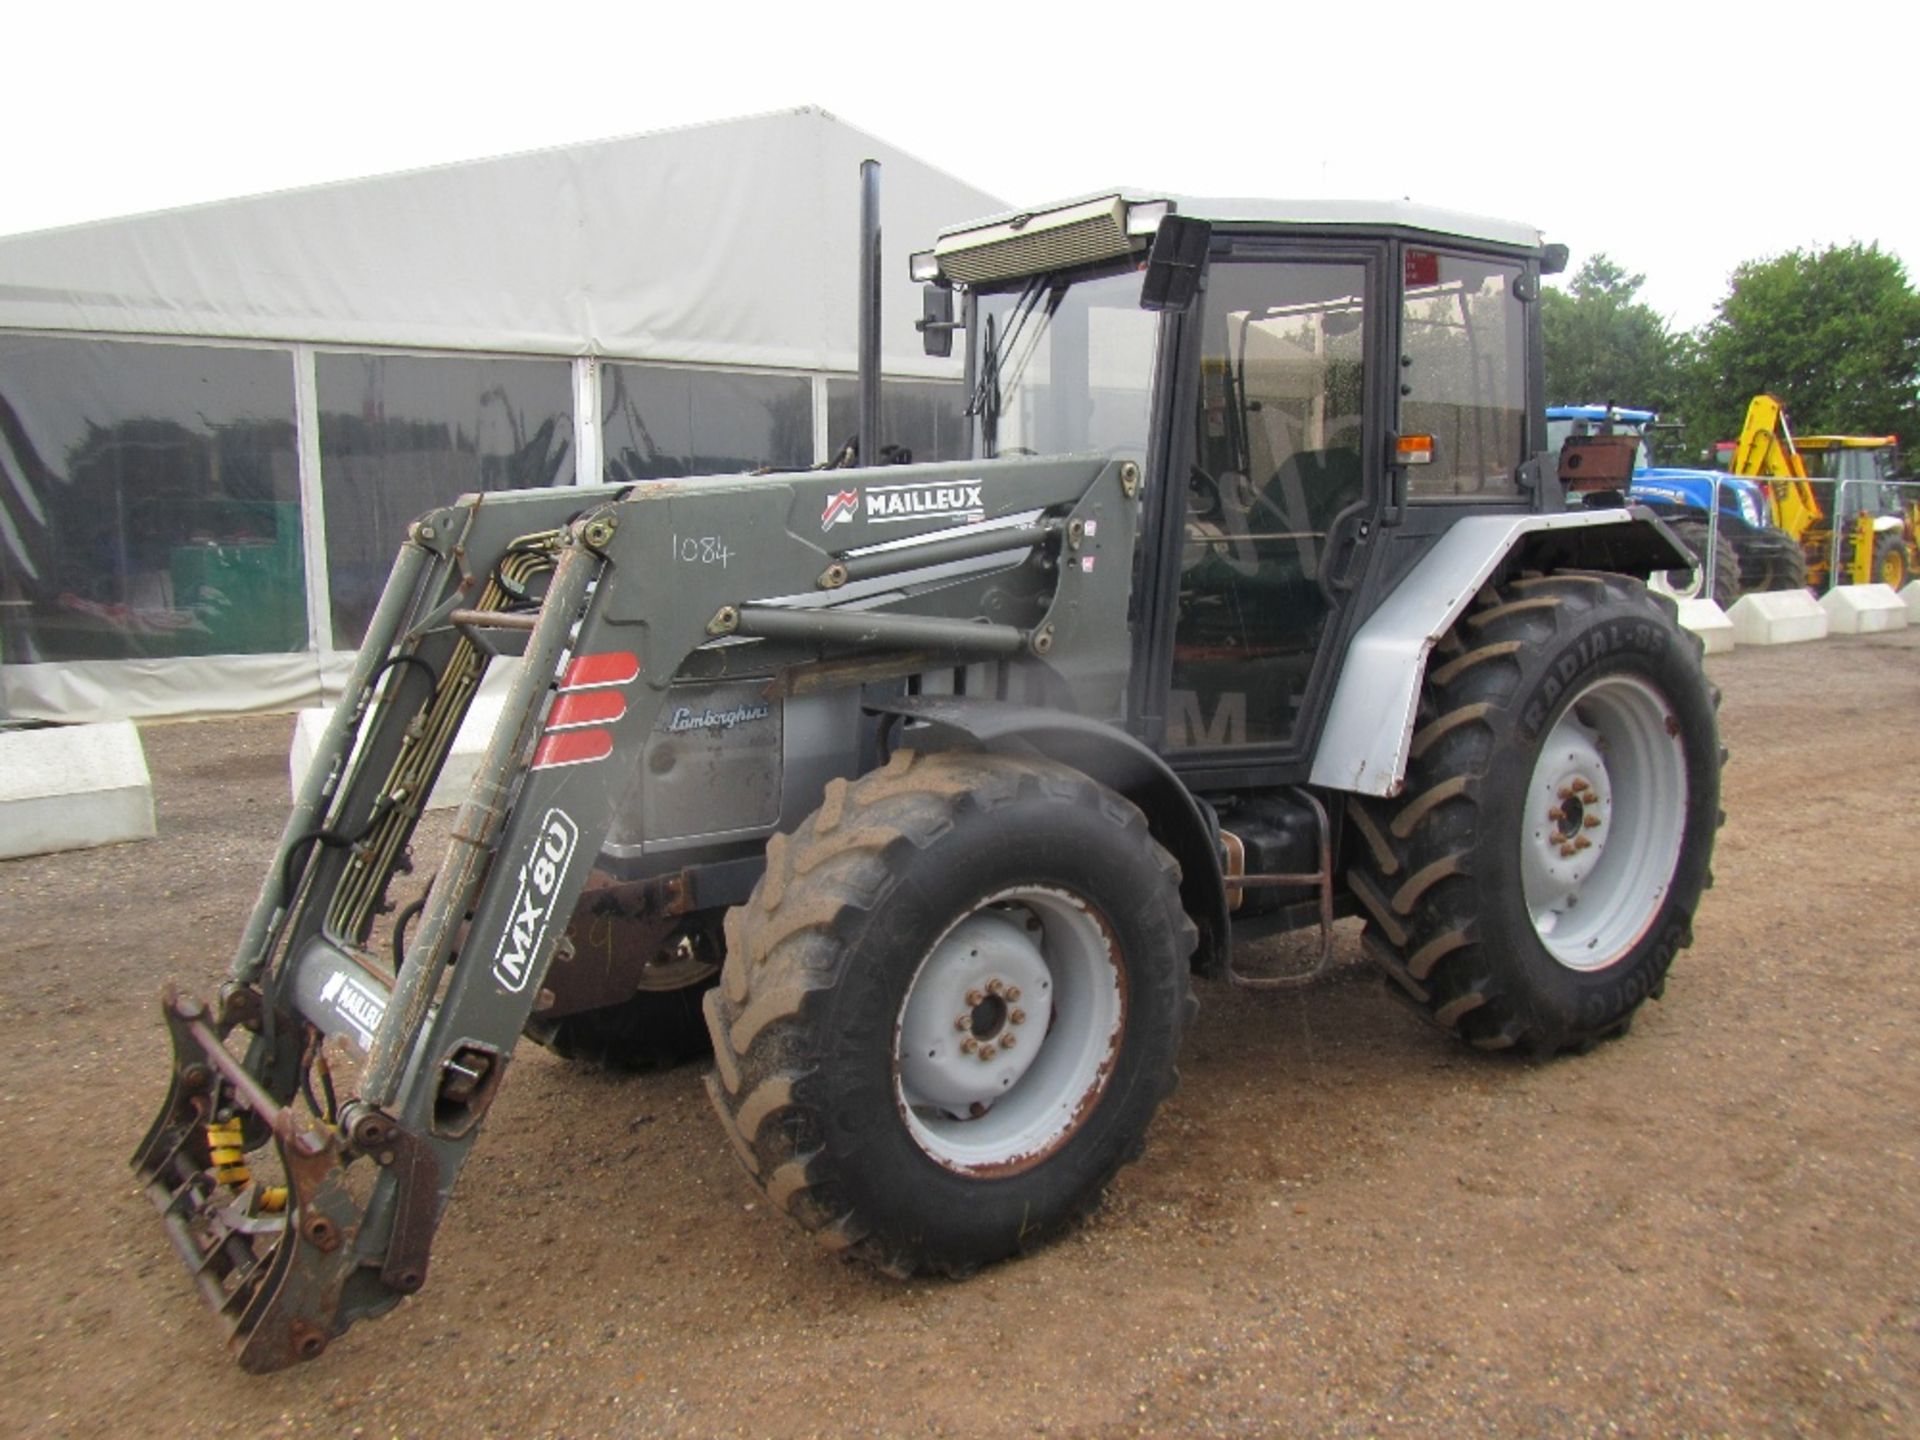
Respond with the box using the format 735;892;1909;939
1140;216;1212;312
1540;242;1570;276
917;284;956;358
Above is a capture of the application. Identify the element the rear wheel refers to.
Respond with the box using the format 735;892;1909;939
1872;534;1907;589
1348;573;1721;1054
1738;526;1810;593
704;749;1196;1275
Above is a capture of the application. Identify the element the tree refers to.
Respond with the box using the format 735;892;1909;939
1686;243;1920;463
1541;255;1685;422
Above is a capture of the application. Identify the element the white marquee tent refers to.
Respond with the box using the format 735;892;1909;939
0;107;1001;722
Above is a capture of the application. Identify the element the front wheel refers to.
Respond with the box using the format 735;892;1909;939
704;749;1196;1276
1349;573;1722;1054
1664;518;1740;610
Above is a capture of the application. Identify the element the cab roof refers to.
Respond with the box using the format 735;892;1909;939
937;190;1546;253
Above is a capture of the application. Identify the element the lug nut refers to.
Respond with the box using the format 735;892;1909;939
961;1038;978;1054
1584;814;1602;829
1010;1008;1026;1026
1005;986;1021;1002
966;989;984;1006
954;1015;971;1031
1574;836;1592;851
979;1045;997;1061
1001;1034;1016;1050
1547;807;1565;824
987;978;1005;996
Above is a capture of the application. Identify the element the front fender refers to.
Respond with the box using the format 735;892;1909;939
865;696;1228;973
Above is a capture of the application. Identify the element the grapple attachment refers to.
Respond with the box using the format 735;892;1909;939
131;988;374;1371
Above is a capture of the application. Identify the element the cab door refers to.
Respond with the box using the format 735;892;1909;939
1157;244;1385;761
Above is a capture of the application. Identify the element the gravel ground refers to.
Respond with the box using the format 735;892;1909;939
1;626;1916;1438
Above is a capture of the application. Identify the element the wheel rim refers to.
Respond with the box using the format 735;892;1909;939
1520;675;1689;972
893;886;1126;1175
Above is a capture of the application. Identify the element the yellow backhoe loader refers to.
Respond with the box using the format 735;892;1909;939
1725;396;1913;590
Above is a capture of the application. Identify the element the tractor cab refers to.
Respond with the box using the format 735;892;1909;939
914;193;1561;765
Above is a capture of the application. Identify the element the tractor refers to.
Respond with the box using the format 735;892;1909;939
1545;403;1807;605
133;189;1721;1371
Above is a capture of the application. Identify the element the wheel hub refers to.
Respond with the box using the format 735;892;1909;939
897;912;1054;1115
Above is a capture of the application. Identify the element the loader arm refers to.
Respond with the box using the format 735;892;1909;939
133;454;1140;1371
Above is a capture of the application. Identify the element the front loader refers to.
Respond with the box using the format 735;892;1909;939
134;191;1721;1371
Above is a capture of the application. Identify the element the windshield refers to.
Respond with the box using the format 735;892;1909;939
1805;445;1896;483
971;266;1160;460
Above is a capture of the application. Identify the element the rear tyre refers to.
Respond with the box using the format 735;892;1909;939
1663;518;1740;609
704;749;1196;1275
1349;574;1721;1055
1740;527;1810;593
1872;534;1907;589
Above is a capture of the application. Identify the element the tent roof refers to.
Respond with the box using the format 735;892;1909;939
0;108;1003;376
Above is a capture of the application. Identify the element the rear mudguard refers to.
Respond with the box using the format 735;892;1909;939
1309;507;1687;799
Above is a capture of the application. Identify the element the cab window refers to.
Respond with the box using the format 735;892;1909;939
1401;251;1527;497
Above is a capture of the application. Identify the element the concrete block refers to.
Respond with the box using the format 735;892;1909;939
1726;589;1829;646
1675;598;1735;654
1819;584;1909;635
290;694;504;811
0;720;157;859
1900;580;1920;622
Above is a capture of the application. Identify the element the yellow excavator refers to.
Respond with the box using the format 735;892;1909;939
1723;396;1914;590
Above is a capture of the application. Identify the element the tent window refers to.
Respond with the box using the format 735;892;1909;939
0;335;301;664
317;352;574;648
823;379;968;466
602;365;813;481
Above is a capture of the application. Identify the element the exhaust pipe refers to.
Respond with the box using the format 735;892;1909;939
858;159;881;467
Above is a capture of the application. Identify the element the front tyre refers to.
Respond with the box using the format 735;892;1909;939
1664;518;1740;610
1349;574;1721;1054
704;749;1196;1275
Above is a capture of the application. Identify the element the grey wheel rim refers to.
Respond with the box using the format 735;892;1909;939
1520;674;1689;971
893;886;1126;1175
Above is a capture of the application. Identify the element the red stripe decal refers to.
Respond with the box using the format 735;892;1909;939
561;651;640;690
531;728;614;770
546;690;626;730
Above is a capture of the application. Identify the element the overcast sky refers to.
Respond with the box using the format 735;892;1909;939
4;2;1911;332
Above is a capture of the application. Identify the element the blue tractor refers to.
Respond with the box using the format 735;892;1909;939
1547;405;1809;607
